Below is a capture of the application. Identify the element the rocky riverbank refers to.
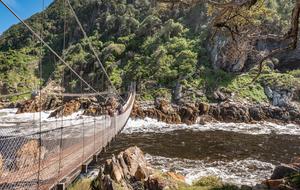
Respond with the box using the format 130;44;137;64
73;146;300;190
3;91;300;125
131;99;300;125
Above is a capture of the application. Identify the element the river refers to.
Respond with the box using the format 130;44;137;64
96;118;300;186
0;109;299;186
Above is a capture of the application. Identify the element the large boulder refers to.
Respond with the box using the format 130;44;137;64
209;101;251;123
49;99;81;118
155;99;172;114
122;146;150;179
101;146;152;189
271;164;300;180
94;147;188;190
17;97;43;114
198;102;210;115
145;172;184;190
264;86;294;107
17;94;62;114
179;103;198;125
131;102;181;124
15;140;46;170
249;105;266;121
145;176;168;190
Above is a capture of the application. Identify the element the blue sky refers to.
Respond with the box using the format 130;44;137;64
0;0;54;34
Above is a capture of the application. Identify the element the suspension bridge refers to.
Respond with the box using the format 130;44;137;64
0;0;136;189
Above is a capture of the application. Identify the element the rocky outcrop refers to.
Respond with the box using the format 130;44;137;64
17;94;62;114
209;102;251;123
271;164;299;180
276;42;300;71
131;100;181;124
14;140;46;170
179;103;198;125
132;99;300;125
262;157;300;190
264;86;295;107
49;99;81;118
84;97;121;117
103;146;151;184
209;34;253;73
94;146;186;190
95;146;152;190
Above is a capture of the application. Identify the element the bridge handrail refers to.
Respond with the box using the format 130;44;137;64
0;88;136;190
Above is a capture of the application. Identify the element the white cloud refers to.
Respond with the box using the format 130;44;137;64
2;0;18;9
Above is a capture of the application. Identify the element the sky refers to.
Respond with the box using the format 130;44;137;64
0;0;54;34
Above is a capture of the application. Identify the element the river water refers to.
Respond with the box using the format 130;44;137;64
0;109;299;186
97;118;300;186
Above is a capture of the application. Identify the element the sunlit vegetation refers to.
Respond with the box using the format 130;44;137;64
0;0;298;103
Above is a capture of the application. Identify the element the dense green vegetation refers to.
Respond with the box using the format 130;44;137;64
0;0;299;103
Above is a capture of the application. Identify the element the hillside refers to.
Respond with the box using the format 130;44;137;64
0;0;299;106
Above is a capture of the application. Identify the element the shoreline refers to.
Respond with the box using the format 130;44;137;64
131;99;300;126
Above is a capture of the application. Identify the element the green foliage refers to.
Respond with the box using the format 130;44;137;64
0;47;39;100
288;69;300;78
140;88;172;101
178;176;241;190
0;0;297;103
193;176;223;187
288;173;300;187
67;179;92;190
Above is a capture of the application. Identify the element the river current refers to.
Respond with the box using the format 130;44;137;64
98;118;300;186
0;109;299;186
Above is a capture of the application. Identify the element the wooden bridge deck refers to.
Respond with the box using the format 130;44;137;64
0;91;135;190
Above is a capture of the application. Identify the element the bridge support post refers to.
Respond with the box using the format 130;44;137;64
57;183;65;190
93;155;98;162
82;164;88;174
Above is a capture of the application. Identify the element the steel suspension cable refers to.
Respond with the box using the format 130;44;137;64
65;0;125;104
0;0;106;100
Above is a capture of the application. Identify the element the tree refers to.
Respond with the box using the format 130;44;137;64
207;0;300;78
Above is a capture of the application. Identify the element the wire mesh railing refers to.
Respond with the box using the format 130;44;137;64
0;90;135;190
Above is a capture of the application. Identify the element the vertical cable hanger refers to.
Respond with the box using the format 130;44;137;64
58;0;67;179
37;0;45;188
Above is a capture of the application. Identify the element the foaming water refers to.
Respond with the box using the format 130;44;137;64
123;117;300;135
145;155;274;186
95;118;300;186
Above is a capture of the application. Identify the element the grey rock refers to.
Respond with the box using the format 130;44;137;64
252;184;268;190
264;86;273;99
271;164;299;179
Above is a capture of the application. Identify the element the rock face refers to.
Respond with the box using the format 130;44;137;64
271;164;299;180
132;99;300;125
14;140;46;170
97;146;152;190
131;100;181;124
17;94;62;114
179;103;198;125
210;34;252;73
49;99;81;118
264;86;294;107
262;157;300;190
94;146;186;190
